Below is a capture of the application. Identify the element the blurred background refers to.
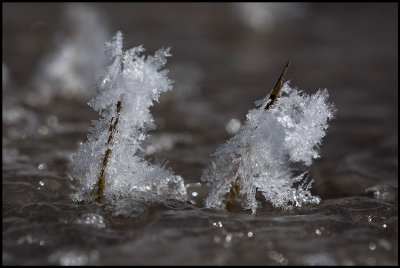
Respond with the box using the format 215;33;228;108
3;3;398;265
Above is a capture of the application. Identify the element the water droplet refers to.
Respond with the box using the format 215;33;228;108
315;229;321;236
369;242;376;250
247;231;254;238
367;215;372;223
39;240;45;246
225;233;232;243
191;192;198;197
382;223;387;228
74;213;107;229
39;181;44;186
38;163;47;170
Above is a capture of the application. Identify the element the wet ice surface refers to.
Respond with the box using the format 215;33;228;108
3;3;398;265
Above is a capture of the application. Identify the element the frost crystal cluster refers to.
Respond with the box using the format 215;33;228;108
31;4;109;104
201;82;335;214
71;31;187;204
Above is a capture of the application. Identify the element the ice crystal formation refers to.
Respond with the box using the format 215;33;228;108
201;63;335;214
71;31;187;204
31;4;109;104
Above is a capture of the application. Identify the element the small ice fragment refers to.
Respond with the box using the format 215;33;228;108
38;163;47;170
382;223;387;228
247;231;253;238
315;229;321;236
39;181;45;186
213;221;223;228
367;215;372;223
225;118;241;135
39;240;45;246
191;192;198;197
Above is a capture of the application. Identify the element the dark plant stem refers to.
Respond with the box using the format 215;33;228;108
96;101;122;204
95;52;125;204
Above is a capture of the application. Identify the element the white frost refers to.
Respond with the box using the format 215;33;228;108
201;82;335;214
71;31;187;204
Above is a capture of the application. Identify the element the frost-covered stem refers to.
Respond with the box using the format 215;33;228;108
96;52;125;204
96;100;122;203
225;176;240;211
225;61;290;211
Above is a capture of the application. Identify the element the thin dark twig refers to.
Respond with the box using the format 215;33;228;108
95;52;125;204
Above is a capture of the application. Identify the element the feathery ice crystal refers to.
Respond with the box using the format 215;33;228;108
31;4;109;104
71;31;187;204
201;80;335;214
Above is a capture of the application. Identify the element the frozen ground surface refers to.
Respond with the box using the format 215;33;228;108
2;3;398;265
